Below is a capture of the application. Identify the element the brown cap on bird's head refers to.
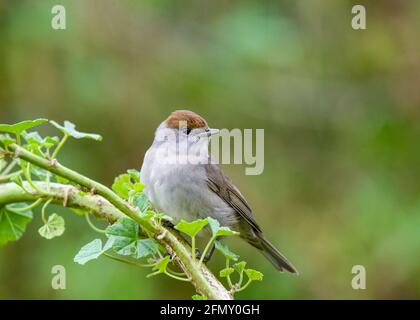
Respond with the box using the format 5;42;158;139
164;110;208;130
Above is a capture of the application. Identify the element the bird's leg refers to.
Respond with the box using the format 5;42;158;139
202;242;216;263
162;219;175;228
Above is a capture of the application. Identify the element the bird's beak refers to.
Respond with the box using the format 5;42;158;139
205;128;219;137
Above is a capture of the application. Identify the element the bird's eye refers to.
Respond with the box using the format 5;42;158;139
186;128;191;135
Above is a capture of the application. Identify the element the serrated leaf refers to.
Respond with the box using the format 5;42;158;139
22;131;59;150
206;217;240;237
245;269;264;281
127;169;140;183
106;217;138;239
22;131;43;144
219;267;234;278
175;219;208;238
0;119;48;135
214;240;239;261
50;120;102;141
74;239;104;265
151;255;171;274
136;238;159;258
38;213;65;239
0;205;33;245
192;294;207;300
133;193;150;212
105;218;158;259
112;174;136;199
233;261;247;276
139;210;156;221
43;136;60;148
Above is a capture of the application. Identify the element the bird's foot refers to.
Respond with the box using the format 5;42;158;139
194;248;201;259
194;244;215;264
162;220;175;228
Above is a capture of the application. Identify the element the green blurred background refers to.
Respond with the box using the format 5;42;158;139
1;0;419;299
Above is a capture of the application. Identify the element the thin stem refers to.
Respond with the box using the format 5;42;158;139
167;267;188;277
238;270;244;288
236;279;252;293
85;213;107;234
24;163;45;194
15;133;21;146
11;198;43;212
198;235;216;267
164;270;191;282
51;134;68;159
103;252;157;268
0;170;22;182
1;159;18;176
41;198;53;224
226;259;233;288
191;236;196;262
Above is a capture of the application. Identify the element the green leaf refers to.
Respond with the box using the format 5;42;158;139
153;212;173;222
192;294;208;300
215;227;240;237
244;269;264;281
0;205;33;245
22;131;59;150
105;218;158;259
106;218;138;252
175;219;208;238
139;210;156;221
50;120;102;141
106;217;138;240
0;119;48;136
127;169;140;183
38;213;65;239
207;216;220;234
207;217;240;237
22;131;43;144
133;193;150;212
136;238;159;258
233;261;247;276
112;174;144;199
147;255;171;277
214;240;239;261
219;267;234;278
31;166;50;180
43;136;60;148
74;239;104;265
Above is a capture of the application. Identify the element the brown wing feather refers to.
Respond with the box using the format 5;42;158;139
205;164;262;233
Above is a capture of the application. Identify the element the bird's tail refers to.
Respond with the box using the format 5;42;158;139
253;233;298;274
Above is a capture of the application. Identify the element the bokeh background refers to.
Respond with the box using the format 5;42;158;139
0;0;419;299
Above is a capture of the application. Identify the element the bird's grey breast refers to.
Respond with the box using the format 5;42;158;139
140;146;235;226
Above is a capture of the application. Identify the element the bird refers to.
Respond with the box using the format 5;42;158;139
140;110;298;274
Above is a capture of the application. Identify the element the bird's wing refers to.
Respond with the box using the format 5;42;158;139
205;163;262;233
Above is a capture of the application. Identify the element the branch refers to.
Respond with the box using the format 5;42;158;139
0;143;233;300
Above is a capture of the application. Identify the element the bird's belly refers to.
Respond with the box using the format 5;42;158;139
142;162;236;227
